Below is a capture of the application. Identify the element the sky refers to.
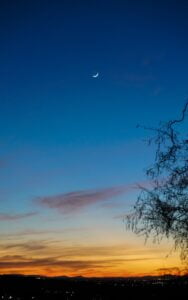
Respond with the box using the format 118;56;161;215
0;0;188;277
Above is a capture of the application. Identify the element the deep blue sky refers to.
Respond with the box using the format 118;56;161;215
0;0;188;199
0;0;188;146
0;0;188;276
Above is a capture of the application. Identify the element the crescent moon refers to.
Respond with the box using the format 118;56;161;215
92;72;99;78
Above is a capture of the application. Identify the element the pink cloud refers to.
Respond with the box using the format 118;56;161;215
37;186;133;215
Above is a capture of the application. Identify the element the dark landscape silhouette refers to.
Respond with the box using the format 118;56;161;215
0;274;187;299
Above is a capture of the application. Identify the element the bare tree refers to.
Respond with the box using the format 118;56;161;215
127;101;188;262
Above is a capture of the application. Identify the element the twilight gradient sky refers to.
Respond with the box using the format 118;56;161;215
0;0;188;277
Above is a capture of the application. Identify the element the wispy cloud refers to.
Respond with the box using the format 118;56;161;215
0;257;111;270
36;186;132;215
0;240;164;259
0;212;37;222
0;242;167;277
1;241;49;251
0;255;154;272
0;227;87;239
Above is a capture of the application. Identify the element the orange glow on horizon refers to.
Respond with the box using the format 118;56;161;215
0;228;184;278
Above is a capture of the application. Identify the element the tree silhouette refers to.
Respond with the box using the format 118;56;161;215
127;101;188;262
